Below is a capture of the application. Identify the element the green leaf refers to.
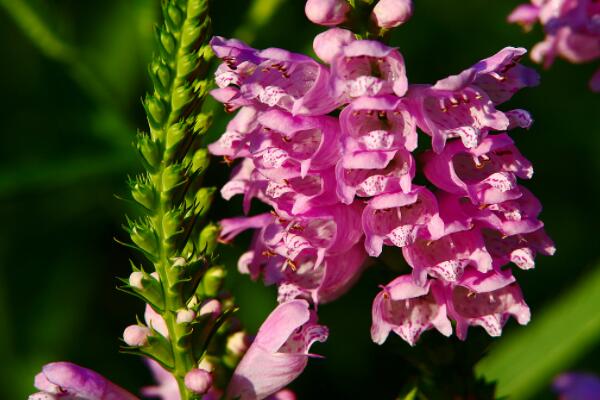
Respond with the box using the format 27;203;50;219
477;262;600;399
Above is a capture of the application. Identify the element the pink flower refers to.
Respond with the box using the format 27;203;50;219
336;150;415;204
210;38;338;115
371;0;413;29
408;47;537;152
250;110;341;179
207;107;260;160
371;275;452;345
483;227;556;270
402;228;493;286
304;0;350;26
508;0;600;90
422;134;532;205
330;40;408;100
31;362;137;400
362;186;444;257
446;269;531;339
141;359;179;400
227;300;328;400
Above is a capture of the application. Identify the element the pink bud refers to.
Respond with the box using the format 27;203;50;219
199;299;222;318
305;0;350;26
184;368;212;394
129;271;144;290
123;325;150;346
270;389;297;400
176;309;196;324
150;271;160;281
144;304;169;338
372;0;413;28
313;28;355;64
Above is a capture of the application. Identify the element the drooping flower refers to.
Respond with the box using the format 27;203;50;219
362;186;445;257
371;275;452;345
408;47;538;152
330;40;408;100
446;268;531;339
30;362;138;400
422;134;533;205
402;228;493;286
227;300;328;400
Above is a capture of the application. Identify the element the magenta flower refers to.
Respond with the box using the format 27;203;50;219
362;186;445;257
422;134;532;205
553;372;600;400
31;362;137;400
508;0;600;91
250;110;341;179
408;47;537;152
210;37;338;115
330;40;408;100
483;227;556;270
336;150;415;204
141;359;179;400
207;106;260;160
227;300;328;400
402;229;493;286
371;275;452;345
446;268;531;339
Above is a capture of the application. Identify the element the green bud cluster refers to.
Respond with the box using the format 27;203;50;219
117;1;237;398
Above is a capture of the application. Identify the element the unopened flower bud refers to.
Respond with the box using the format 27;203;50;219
145;304;169;338
305;0;350;26
202;266;226;297
198;358;215;373
176;309;196;324
129;271;144;290
372;0;413;28
184;368;212;394
172;257;187;267
226;331;250;356
123;325;150;347
313;28;355;64
270;389;297;400
150;271;160;281
199;299;221;318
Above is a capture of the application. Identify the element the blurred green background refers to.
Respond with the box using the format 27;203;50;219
1;0;599;398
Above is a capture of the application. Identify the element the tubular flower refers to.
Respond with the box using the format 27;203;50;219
209;25;551;351
227;300;328;400
508;0;600;91
371;275;451;345
31;362;138;400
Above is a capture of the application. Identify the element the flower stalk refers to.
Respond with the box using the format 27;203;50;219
120;0;224;398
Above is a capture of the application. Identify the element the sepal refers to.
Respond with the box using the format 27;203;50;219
130;174;157;212
127;218;159;258
144;94;167;130
136;133;161;170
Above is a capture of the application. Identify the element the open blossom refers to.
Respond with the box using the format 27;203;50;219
508;0;600;91
362;186;444;257
330;40;408;100
30;362;138;400
371;275;451;345
422;134;533;205
227;300;328;400
447;268;530;339
408;47;538;153
209;28;552;351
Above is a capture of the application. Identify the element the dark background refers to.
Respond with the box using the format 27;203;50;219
1;0;599;398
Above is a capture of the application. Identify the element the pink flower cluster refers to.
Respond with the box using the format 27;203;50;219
508;0;600;91
210;29;555;348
